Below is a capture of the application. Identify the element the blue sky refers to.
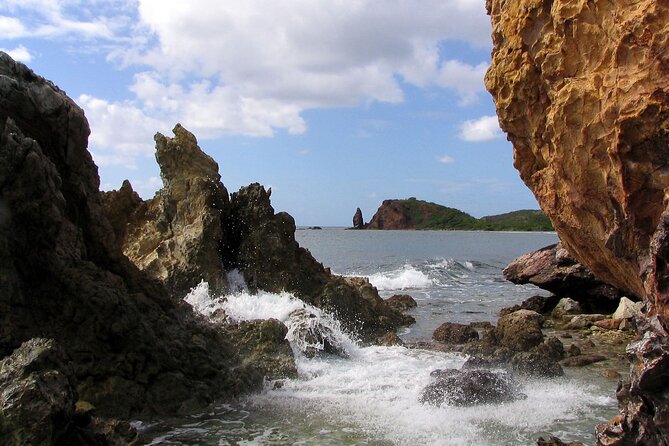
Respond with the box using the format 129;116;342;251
0;0;541;226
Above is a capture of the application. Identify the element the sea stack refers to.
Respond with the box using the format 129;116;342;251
353;207;365;229
486;1;669;444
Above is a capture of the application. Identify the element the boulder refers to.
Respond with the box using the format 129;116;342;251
552;298;583;318
420;369;525;407
612;297;644;321
432;322;479;344
486;1;669;441
500;294;561;317
384;294;418;312
510;337;565;377
504;243;624;313
495;310;544;352
352;207;365;229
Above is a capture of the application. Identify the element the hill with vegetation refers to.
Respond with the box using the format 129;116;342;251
363;198;553;231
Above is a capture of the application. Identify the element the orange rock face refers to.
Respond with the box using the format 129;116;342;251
486;0;669;306
486;1;669;444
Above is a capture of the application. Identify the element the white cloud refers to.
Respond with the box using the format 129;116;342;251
79;93;168;166
0;15;26;37
1;44;31;62
5;1;494;166
437;154;455;164
459;115;504;142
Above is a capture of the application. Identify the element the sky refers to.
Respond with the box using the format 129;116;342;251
0;0;542;226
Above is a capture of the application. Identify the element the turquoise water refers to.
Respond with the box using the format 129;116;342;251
141;229;620;446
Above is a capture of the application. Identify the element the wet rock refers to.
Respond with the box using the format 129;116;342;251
375;331;404;346
384;294;418;312
352;207;365;229
432;322;479;344
504;243;625;314
223;319;297;381
286;308;349;358
420;369;525;407
229;184;408;341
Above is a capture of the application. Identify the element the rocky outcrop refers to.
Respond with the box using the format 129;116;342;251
352;207;364;229
420;369;525;407
504;243;627;313
101;124;230;297
366;198;478;230
486;1;669;443
103;127;409;342
0;51;258;422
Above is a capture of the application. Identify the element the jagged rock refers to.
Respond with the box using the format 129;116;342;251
227;188;410;340
486;1;669;442
0;51;257;420
384;294;418;312
504;243;625;313
420;369;525;407
432;322;479;344
102;124;230;297
352;207;364;229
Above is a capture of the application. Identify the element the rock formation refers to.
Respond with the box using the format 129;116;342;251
352;207;365;229
0;51;262;425
101;125;230;297
104;125;409;343
504;243;628;313
486;1;669;443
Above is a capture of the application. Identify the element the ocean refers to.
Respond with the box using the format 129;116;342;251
140;229;619;445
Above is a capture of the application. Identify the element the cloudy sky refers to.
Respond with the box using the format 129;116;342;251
0;0;540;226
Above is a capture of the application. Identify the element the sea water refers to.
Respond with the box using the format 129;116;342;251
140;229;619;445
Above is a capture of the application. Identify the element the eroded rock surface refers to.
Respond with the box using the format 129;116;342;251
504;243;626;313
486;1;669;443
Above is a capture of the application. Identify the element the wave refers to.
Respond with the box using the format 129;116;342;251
184;274;358;357
367;265;434;290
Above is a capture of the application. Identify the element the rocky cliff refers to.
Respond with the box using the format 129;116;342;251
0;50;261;432
366;198;479;230
486;1;669;444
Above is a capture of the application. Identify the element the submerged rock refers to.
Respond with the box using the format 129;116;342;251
420;369;525;407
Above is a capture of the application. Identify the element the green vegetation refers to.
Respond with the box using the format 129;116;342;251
373;198;554;231
479;209;554;231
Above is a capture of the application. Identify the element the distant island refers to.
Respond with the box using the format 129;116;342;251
353;198;554;231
